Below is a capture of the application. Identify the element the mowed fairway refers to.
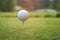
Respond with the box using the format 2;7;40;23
0;15;60;40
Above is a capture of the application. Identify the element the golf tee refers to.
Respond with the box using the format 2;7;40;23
22;21;24;29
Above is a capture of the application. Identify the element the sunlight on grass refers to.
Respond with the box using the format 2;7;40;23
0;12;60;40
0;17;60;40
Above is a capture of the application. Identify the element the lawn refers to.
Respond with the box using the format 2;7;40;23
0;12;60;40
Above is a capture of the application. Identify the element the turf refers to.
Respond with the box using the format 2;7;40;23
0;16;60;40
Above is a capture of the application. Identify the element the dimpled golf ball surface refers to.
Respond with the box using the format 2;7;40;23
18;10;29;21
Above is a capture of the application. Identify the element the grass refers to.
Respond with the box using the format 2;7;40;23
0;12;60;40
0;12;17;17
0;11;57;18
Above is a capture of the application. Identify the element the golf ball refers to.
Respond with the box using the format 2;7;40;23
17;10;29;21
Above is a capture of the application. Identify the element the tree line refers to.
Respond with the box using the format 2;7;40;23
0;0;60;11
0;0;16;12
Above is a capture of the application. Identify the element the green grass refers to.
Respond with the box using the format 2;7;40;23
0;11;57;18
0;12;60;40
0;12;17;17
0;17;60;40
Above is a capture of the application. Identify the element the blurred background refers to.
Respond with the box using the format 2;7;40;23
0;0;60;40
0;0;60;17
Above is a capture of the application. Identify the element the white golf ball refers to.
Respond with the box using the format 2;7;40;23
17;10;29;21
